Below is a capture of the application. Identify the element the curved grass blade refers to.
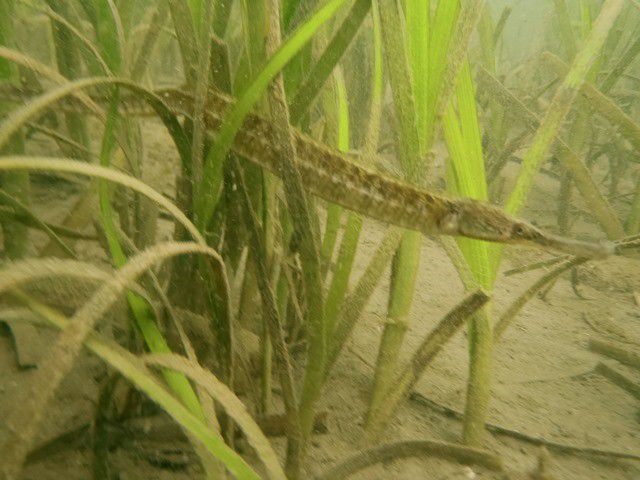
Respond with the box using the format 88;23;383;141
144;353;287;480
0;258;112;293
0;77;114;151
0;242;227;478
493;258;582;340
0;56;191;166
39;4;112;75
0;46;69;84
0;157;203;244
95;89;211;454
9;291;261;480
316;440;502;480
0;77;192;166
0;46;104;115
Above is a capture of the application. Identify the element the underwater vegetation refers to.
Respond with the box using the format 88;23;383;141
0;0;639;478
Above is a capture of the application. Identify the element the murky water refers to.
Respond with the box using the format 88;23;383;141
0;1;639;479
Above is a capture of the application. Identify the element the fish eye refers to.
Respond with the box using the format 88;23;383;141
513;225;526;237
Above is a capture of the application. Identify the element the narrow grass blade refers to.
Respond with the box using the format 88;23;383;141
367;0;423;432
476;67;625;239
262;6;327;468
362;0;383;162
0;8;30;262
9;291;261;480
316;439;502;480
324;67;361;334
41;1;93;160
96;91;208;427
144;353;287;480
92;0;123;72
377;0;420;179
130;2;169;80
492;6;511;46
0;242;226;477
601;34;640;93
425;0;460;140
0;205;95;240
367;290;490;440
233;156;302;466
0;258;112;293
405;0;429;139
327;227;402;374
168;0;198;83
506;0;625;216
196;0;349;229
42;3;112;75
189;0;215;191
553;0;577;58
0;46;104;115
443;61;491;285
0;157;203;243
544;52;640;152
494;258;582;340
0;77;116;151
289;0;371;125
441;57;493;447
627;175;640;235
0;188;76;258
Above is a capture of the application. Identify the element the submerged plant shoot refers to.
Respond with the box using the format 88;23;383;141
1;0;640;478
